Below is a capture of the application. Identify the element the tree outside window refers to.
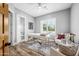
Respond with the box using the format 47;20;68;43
41;18;56;33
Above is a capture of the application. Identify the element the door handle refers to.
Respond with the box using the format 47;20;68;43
4;42;11;46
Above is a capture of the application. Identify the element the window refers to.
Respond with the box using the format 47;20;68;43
40;18;56;33
43;24;47;31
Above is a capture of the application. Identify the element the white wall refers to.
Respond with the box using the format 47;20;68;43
70;3;79;43
9;4;35;45
35;9;70;34
71;3;79;34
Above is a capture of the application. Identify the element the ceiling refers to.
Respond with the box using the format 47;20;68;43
13;3;72;17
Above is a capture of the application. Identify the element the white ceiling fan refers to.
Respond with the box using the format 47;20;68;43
37;3;48;9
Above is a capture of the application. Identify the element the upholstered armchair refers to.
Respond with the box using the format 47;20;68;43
58;44;78;56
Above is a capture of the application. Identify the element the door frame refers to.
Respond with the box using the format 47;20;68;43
9;7;15;45
16;14;26;43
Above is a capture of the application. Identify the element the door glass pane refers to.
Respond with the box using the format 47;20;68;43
20;17;25;40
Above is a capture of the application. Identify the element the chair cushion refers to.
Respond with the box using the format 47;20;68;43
57;34;65;39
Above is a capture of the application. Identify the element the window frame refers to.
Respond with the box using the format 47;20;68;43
40;18;56;33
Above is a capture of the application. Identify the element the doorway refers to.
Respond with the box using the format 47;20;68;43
16;15;26;43
0;3;9;56
9;11;13;45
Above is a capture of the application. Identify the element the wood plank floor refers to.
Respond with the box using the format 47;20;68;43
8;41;79;56
9;42;45;56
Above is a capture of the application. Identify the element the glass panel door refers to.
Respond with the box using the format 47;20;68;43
20;17;25;40
17;15;25;43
